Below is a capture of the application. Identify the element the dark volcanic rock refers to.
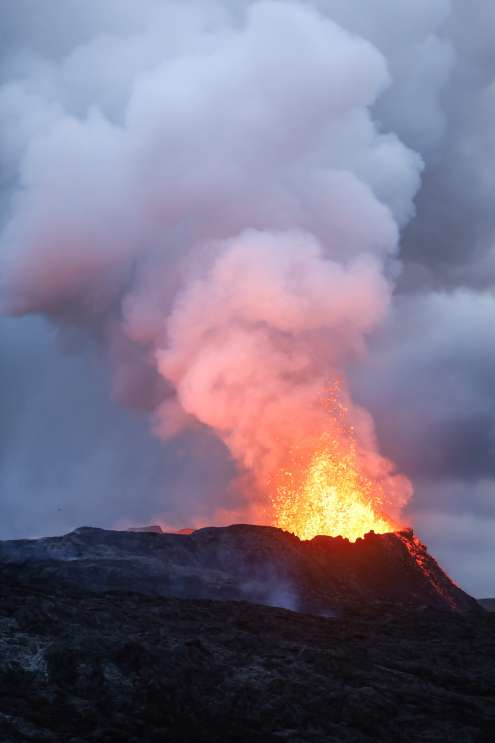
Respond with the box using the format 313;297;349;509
0;524;479;614
0;526;492;741
0;577;494;742
127;524;164;534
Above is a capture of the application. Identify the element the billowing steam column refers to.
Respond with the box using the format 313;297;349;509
1;2;422;533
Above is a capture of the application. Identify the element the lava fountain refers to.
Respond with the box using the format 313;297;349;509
271;387;401;541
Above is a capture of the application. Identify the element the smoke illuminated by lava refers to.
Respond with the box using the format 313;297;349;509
158;233;412;539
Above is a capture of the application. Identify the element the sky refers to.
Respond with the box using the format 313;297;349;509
0;1;494;596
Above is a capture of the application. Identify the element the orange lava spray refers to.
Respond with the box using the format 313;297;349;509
271;384;400;541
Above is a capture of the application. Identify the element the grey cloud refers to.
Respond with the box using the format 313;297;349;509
0;316;236;540
354;291;495;481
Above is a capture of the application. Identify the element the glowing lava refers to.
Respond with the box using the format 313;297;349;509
272;387;399;541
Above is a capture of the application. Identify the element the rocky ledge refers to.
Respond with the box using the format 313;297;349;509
0;524;480;614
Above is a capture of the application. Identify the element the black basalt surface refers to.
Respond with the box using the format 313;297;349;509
0;578;494;742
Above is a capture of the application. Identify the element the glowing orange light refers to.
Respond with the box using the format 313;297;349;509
271;385;397;542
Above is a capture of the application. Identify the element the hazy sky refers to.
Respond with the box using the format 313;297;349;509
0;1;494;596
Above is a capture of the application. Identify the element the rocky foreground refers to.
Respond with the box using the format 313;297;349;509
0;526;493;742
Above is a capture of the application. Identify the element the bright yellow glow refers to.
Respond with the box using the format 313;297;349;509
272;385;396;541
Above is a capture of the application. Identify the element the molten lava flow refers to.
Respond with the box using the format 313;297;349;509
272;387;398;541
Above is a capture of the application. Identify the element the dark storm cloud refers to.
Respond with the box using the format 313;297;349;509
0;1;494;596
355;292;495;482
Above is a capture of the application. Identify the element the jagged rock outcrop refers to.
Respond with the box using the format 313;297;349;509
127;524;164;534
0;524;479;614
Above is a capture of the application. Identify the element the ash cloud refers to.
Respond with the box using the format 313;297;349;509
0;1;494;595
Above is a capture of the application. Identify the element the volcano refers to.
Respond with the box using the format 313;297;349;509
0;524;478;614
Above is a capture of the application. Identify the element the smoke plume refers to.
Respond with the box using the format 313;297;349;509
0;1;422;521
1;1;495;591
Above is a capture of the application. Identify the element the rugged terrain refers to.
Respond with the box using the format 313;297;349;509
0;524;480;614
0;525;493;742
1;579;494;742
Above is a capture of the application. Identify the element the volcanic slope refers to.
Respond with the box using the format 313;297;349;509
0;524;479;614
1;525;493;741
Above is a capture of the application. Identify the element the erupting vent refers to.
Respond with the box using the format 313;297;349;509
271;389;401;541
274;437;395;541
